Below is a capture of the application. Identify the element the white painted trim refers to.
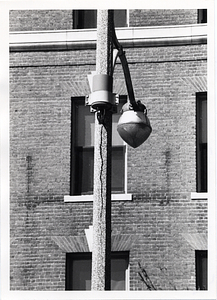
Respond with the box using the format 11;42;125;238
191;192;208;200
125;145;128;194
126;9;130;28
125;260;130;291
64;193;132;202
9;24;207;51
84;225;93;252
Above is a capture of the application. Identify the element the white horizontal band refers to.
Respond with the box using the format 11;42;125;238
9;24;207;51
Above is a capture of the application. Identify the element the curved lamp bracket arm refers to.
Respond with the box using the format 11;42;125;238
111;18;144;112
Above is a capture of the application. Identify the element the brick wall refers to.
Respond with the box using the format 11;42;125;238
9;9;198;31
10;42;207;290
129;9;197;26
9;10;73;31
9;10;207;291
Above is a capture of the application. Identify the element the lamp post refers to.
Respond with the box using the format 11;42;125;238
86;9;152;290
90;9;113;291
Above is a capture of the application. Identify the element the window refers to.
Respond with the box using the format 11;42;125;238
195;250;207;290
73;10;127;29
65;252;129;290
198;9;207;23
196;92;207;192
71;97;126;196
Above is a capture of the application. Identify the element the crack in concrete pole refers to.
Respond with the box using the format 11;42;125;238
91;9;113;291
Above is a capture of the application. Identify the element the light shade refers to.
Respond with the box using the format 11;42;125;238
117;110;152;148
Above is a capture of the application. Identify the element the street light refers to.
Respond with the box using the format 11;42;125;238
86;9;152;291
87;12;152;149
87;79;152;148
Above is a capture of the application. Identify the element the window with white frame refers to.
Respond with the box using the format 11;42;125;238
65;251;129;290
196;92;207;192
73;10;127;29
70;96;127;196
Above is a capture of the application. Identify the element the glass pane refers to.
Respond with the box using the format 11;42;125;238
68;253;128;290
112;147;125;192
201;144;207;192
72;259;91;290
75;101;124;147
83;10;97;29
201;99;207;143
200;255;207;289
74;10;126;29
196;250;207;290
76;104;95;147
198;9;207;23
75;147;124;194
114;10;127;27
74;10;97;29
81;148;94;194
112;113;124;146
111;258;127;290
197;93;207;192
74;147;94;195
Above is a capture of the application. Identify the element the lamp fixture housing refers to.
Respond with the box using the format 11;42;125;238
117;102;152;148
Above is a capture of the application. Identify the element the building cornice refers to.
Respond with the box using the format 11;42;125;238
9;24;207;52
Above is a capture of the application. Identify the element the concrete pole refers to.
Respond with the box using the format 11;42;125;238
91;10;113;291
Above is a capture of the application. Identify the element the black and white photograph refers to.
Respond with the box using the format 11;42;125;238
0;1;216;299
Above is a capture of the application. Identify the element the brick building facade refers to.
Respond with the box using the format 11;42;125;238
9;9;208;291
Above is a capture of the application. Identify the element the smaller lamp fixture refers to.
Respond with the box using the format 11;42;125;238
86;74;118;111
117;101;152;148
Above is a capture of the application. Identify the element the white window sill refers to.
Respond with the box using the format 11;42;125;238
191;192;208;200
64;193;132;202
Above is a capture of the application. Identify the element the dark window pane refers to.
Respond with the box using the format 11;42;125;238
66;252;128;290
196;250;207;290
114;10;127;27
66;253;91;290
112;147;125;192
111;257;128;290
73;10;127;29
74;147;94;195
198;9;207;23
200;143;207;192
196;92;207;192
74;146;125;195
72;259;91;290
73;10;97;29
